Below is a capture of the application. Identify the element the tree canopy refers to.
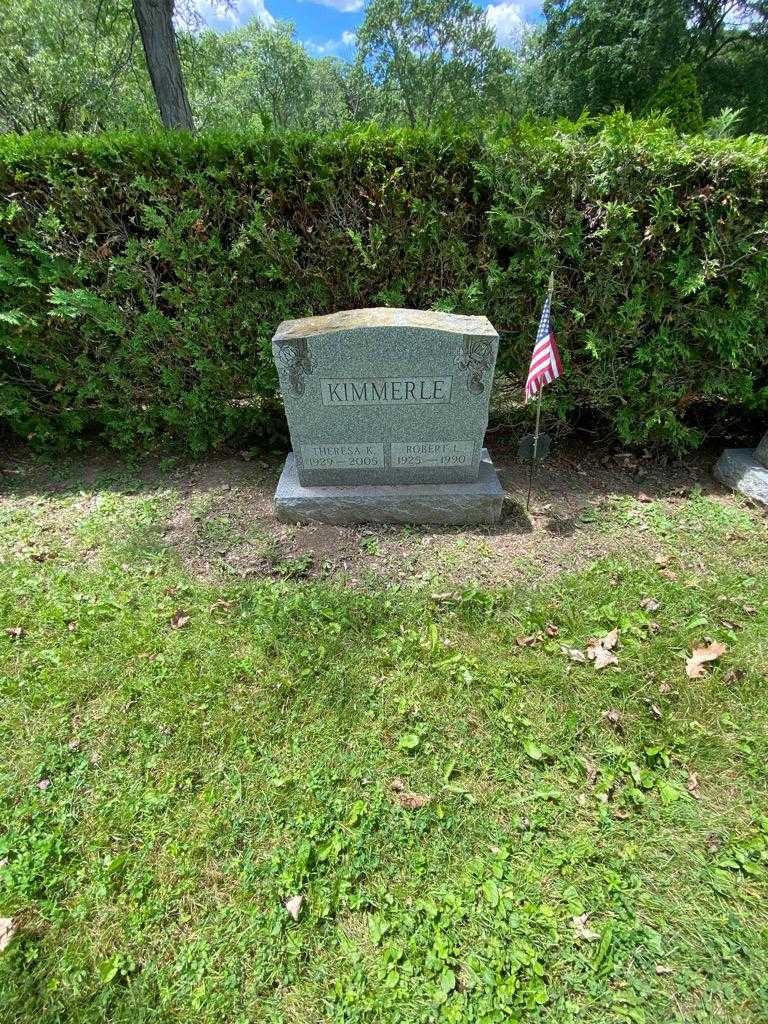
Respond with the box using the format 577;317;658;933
0;0;766;134
356;0;514;126
532;0;767;128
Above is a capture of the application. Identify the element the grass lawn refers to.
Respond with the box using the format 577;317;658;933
1;454;767;1023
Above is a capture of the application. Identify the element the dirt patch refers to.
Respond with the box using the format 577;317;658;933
4;438;756;589
161;439;739;586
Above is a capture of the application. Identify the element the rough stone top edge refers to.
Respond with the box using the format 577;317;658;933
272;307;499;343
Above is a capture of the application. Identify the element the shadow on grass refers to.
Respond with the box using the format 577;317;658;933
1;440;739;588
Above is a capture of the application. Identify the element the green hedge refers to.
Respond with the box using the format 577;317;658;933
1;115;767;454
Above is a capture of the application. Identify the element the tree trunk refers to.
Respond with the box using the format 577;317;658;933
132;0;193;130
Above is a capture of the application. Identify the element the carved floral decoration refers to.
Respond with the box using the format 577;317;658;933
456;336;494;395
275;338;312;397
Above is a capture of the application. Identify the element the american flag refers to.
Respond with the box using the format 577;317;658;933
524;293;563;403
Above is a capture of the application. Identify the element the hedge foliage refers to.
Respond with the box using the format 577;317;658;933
1;115;767;455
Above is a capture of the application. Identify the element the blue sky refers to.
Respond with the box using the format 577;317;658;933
194;0;544;58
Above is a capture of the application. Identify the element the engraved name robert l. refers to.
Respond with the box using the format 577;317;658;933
320;378;452;406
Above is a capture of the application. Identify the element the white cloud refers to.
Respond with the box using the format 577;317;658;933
191;0;275;30
303;0;364;10
724;5;760;27
243;0;275;24
304;39;332;55
485;1;525;47
304;32;358;56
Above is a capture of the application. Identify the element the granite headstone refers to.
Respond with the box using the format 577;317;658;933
714;428;768;505
271;308;504;524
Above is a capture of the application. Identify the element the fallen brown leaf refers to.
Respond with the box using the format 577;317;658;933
170;611;190;630
601;628;619;651
583;757;598;787
658;682;673;695
390;778;431;809
29;550;54;563
571;913;600;942
655;964;675;975
640;597;661;613
5;626;25;639
637;492;653;503
209;599;234;613
396;791;432;810
284;895;303;921
648;702;662;720
602;709;623;729
545;623;560;638
659;568;678;581
654;553;670;567
562;646;587;664
516;633;541;647
0;918;16;953
685;641;726;679
586;627;620;669
705;834;722;855
724;668;746;684
686;772;701;799
588;645;619;670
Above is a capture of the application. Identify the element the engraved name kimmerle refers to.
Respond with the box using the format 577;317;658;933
320;377;452;406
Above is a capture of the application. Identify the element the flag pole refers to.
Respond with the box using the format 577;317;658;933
525;388;542;511
526;272;554;512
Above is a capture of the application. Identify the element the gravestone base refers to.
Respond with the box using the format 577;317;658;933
713;448;768;505
275;448;504;525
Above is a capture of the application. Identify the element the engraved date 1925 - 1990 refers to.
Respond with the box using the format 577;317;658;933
390;442;474;467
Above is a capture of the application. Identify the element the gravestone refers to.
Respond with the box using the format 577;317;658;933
271;308;504;524
714;429;768;505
